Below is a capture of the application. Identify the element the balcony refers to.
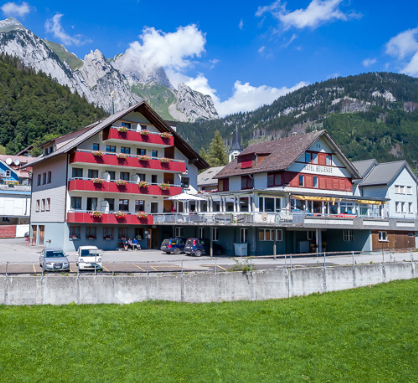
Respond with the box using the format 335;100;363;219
68;178;182;196
69;150;186;173
103;127;174;147
67;211;153;225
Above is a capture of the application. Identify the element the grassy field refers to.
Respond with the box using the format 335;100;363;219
0;280;417;382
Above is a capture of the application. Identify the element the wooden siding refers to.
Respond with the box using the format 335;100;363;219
283;171;352;192
371;231;415;250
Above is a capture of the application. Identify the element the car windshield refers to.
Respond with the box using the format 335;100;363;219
162;239;170;245
80;249;97;256
45;251;65;258
186;239;193;245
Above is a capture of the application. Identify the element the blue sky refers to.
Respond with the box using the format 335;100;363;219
1;0;418;116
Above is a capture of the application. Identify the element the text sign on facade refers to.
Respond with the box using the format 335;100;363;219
305;164;333;174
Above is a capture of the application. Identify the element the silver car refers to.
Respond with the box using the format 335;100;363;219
39;248;70;272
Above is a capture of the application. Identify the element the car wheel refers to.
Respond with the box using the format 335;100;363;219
174;248;181;255
166;252;170;254
195;250;202;257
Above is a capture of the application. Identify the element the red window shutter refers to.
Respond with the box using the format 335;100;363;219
318;153;326;166
333;178;339;190
305;175;313;188
339;179;345;190
326;178;332;190
319;177;326;189
240;155;252;169
346;179;352;191
290;174;298;187
224;178;229;191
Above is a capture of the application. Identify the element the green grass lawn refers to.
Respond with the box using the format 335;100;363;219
1;280;417;382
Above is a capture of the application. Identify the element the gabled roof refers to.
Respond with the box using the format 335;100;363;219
25;101;209;170
215;130;361;179
352;159;379;178
358;160;418;187
198;166;225;187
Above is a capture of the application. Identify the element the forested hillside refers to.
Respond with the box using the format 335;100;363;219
0;54;107;155
178;72;418;164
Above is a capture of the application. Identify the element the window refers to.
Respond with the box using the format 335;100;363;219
86;227;96;239
104;198;114;211
118;227;128;240
37;174;41;186
312;153;318;164
198;227;205;239
103;227;113;240
326;155;332;166
378;231;388;242
46;198;50;211
120;147;131;154
175;227;183;237
135;200;145;212
35;200;40;212
151;175;158;184
267;172;282;187
240;228;248;243
343;230;353;242
409;202;413;213
395;185;405;194
87;198;98;211
41;199;45;212
152;150;158;158
93;143;100;151
407;186;412;195
4;170;11;178
107;171;116;181
151;202;158;213
313;176;318;188
299;175;304;187
259;229;274;241
106;145;116;152
140;124;147;130
307;231;314;240
88;169;98;179
212;228;219;241
69;226;80;239
276;229;283;241
219;179;229;192
47;171;51;184
120;172;130;181
121;122;131;129
42;173;46;185
137;173;146;182
72;168;83;178
119;199;129;211
396;201;405;213
305;152;311;163
241;175;253;190
70;197;81;210
137;148;146;156
181;177;190;188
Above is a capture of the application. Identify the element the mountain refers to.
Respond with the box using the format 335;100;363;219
178;72;418;165
0;17;218;122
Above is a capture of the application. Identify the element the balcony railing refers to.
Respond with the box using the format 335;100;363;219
67;210;153;225
69;150;186;173
68;178;182;196
103;127;174;147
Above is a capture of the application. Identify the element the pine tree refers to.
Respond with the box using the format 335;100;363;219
206;130;228;167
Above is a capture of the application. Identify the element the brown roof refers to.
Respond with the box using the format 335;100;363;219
215;130;361;179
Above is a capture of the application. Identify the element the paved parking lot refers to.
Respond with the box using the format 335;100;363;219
0;238;415;275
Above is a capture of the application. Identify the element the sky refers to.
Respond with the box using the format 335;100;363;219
1;0;418;117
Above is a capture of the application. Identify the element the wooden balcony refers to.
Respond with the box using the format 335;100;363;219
103;127;174;147
67;211;153;225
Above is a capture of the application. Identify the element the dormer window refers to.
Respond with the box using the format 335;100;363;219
239;154;253;169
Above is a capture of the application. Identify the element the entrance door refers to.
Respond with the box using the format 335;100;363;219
39;225;45;245
32;225;37;245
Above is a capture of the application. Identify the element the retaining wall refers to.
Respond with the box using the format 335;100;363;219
1;262;416;305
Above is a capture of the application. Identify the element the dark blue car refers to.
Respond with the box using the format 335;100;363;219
160;238;185;254
184;238;223;257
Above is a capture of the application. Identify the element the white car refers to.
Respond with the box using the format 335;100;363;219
76;246;103;271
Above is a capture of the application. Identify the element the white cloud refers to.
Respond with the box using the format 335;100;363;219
258;45;266;54
282;33;297;48
362;58;377;67
238;19;243;30
402;52;418;76
116;25;206;76
1;1;30;17
256;0;360;30
45;13;91;46
386;27;418;60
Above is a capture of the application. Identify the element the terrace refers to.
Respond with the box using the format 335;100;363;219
103;126;174;147
67;210;153;225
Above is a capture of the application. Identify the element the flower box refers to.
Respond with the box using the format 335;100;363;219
118;126;128;133
139;130;150;136
159;183;170;191
138;155;150;161
137;211;148;219
104;236;112;240
138;181;149;188
114;211;127;219
88;236;96;240
90;211;103;218
116;179;127;186
160;132;172;139
116;153;127;159
92;178;104;184
92;151;103;157
160;157;171;163
71;235;79;240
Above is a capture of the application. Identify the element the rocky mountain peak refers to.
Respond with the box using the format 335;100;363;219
0;17;26;33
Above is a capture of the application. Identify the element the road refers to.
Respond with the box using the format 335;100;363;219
0;238;415;275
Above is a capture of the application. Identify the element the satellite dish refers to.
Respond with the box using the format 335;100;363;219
14;159;20;166
5;158;12;165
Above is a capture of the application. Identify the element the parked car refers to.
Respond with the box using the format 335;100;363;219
160;238;185;254
39;248;70;272
76;246;103;271
184;238;223;257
